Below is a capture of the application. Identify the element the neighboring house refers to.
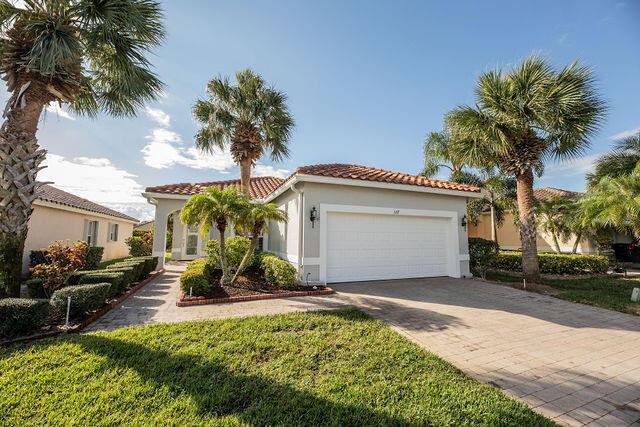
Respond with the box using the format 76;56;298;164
135;220;154;231
144;164;482;283
24;185;138;273
468;187;599;253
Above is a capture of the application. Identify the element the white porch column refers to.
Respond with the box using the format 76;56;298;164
152;205;170;269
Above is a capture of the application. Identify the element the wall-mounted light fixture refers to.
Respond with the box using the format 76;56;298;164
461;214;467;229
310;206;318;228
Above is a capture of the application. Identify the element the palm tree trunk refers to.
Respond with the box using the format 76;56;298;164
239;157;252;198
572;230;582;254
515;168;540;282
232;222;264;283
0;80;49;296
490;201;498;244
216;222;231;285
552;232;561;253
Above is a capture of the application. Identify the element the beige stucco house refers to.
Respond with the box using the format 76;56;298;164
468;187;599;253
134;220;154;231
24;185;137;273
144;164;482;283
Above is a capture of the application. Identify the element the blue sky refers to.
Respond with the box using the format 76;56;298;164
21;0;640;220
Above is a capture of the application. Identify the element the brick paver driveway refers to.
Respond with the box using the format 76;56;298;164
332;279;640;426
87;265;640;426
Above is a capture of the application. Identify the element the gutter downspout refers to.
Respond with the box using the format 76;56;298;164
290;182;304;281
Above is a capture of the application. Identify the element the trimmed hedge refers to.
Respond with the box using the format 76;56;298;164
468;238;499;278
106;260;146;281
78;272;125;297
180;258;215;296
84;247;104;270
252;251;276;270
25;278;47;298
99;267;135;288
0;298;49;338
50;283;111;319
261;255;297;288
205;237;251;271
493;252;609;275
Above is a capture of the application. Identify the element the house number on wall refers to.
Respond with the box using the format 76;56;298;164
393;210;400;214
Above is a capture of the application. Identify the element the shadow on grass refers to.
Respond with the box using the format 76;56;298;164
73;333;408;425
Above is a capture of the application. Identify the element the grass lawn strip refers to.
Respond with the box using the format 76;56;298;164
0;308;552;426
486;272;640;316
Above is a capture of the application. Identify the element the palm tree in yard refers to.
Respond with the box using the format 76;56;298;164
0;0;164;296
536;198;572;253
447;55;606;282
586;132;640;188
233;201;287;281
180;186;246;285
422;130;465;178
452;169;517;244
192;69;294;198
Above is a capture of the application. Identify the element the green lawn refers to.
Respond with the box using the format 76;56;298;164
0;309;550;426
487;272;640;316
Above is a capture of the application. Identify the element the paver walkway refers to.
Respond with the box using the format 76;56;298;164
87;264;640;426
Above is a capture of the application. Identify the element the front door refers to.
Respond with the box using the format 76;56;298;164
182;225;201;260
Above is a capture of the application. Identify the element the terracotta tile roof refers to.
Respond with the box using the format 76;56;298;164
534;187;579;202
145;176;285;199
294;164;481;193
36;185;138;222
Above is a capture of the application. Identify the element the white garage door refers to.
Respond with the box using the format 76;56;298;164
326;211;451;283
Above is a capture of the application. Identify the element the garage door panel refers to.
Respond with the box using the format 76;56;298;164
326;212;451;283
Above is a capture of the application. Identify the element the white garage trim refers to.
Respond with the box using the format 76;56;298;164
319;204;461;283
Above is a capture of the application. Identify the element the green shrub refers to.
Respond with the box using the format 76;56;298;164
205;236;251;271
99;267;135;289
65;271;91;286
180;258;215;296
252;251;276;270
468;238;499;278
107;260;145;281
50;283;111;319
261;255;297;288
78;272;126;297
83;247;104;270
492;252;609;275
125;229;153;256
25;278;47;298
0;298;49;338
128;256;158;276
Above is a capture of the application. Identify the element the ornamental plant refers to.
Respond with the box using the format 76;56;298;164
125;229;154;256
31;240;88;295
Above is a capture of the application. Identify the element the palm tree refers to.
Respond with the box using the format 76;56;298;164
536;198;572;253
0;1;165;296
452;169;517;244
586;133;640;188
422;130;465;178
447;55;606;281
232;201;287;281
192;69;294;197
180;187;247;285
579;164;640;239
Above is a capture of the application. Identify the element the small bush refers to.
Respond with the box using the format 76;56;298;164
493;252;609;275
0;298;49;338
107;260;146;281
205;236;251;271
65;271;91;286
50;283;111;319
128;256;158;276
468;238;499;278
126;229;153;256
180;258;215;296
252;251;276;270
84;247;104;270
25;278;47;298
30;240;88;292
261;255;297;288
78;272;126;297
99;267;135;289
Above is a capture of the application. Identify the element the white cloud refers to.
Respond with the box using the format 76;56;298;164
610;127;640;140
543;154;602;177
253;163;290;178
141;128;235;171
40;154;145;204
144;106;171;127
45;103;75;121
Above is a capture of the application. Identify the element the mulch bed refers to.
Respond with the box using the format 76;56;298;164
177;268;333;307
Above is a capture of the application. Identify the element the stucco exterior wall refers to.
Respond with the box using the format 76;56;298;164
268;182;472;282
468;212;597;253
23;203;134;273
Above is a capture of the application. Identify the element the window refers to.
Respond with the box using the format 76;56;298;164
84;220;99;246
257;236;264;252
108;223;119;242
